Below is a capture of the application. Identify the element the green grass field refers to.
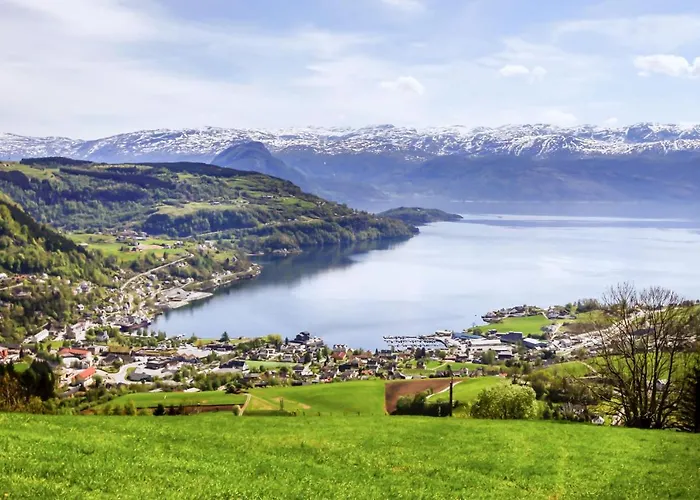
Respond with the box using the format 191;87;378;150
247;380;386;415
1;413;698;499
435;361;480;372
155;202;243;216
537;361;593;378
68;233;189;263
431;377;511;413
245;360;297;370
476;315;555;335
102;391;247;409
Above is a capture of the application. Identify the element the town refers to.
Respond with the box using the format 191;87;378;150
0;299;606;405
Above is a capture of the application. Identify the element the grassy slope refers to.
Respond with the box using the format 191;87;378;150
68;233;190;264
247;380;386;415
538;361;592;378
102;391;247;409
1;413;698;499
431;376;511;405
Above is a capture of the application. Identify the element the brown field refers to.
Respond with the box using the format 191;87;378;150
384;378;453;413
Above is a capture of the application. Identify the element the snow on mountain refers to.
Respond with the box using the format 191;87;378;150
3;123;700;162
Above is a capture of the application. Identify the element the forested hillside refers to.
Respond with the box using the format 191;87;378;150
379;207;463;226
0;195;112;283
0;159;416;253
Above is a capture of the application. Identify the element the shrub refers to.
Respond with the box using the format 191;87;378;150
154;403;166;416
124;401;137;416
470;384;538;420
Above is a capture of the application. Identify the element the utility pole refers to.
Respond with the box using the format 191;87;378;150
448;370;454;417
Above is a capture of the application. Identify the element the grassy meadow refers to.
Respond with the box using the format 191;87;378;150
68;233;189;264
476;315;555;335
1;413;699;499
246;380;386;415
102;390;247;409
431;376;511;405
538;361;593;378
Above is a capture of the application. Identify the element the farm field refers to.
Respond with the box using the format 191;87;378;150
1;413;699;499
101;390;247;409
68;233;189;263
246;380;386;415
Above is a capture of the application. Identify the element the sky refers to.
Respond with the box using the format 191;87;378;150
1;0;700;137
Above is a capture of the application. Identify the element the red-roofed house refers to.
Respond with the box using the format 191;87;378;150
72;366;96;386
331;351;347;362
58;348;90;359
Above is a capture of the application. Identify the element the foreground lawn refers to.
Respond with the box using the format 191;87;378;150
103;390;247;409
247;380;386;415
1;413;698;499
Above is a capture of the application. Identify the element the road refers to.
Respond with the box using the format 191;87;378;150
0;282;24;292
120;254;191;291
104;360;144;385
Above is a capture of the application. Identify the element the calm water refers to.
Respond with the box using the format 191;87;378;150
151;215;700;348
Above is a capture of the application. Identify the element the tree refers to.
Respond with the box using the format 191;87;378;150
154;403;166;416
470;385;538;420
481;350;496;365
267;334;282;347
303;352;312;364
678;362;700;433
591;284;700;429
220;331;230;343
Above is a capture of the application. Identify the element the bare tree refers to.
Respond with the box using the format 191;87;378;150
591;283;699;429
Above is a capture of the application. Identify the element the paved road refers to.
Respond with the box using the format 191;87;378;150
120;255;191;291
105;360;144;385
0;282;24;292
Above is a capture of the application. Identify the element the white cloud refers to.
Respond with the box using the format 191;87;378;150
380;0;426;13
634;55;700;78
499;64;530;77
540;109;578;127
604;117;619;126
498;64;547;82
379;76;425;95
554;15;700;52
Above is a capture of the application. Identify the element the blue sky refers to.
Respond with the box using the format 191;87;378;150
1;0;700;137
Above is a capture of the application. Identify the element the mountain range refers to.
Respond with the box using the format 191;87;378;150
2;124;700;204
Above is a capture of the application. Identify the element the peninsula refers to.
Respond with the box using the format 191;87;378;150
378;207;463;226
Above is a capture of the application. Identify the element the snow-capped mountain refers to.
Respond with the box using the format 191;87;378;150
3;123;700;163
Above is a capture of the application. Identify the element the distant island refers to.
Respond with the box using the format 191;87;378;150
379;207;463;226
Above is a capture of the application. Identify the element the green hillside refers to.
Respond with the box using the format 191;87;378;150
378;207;463;226
1;413;698;499
0;159;417;253
0;197;112;282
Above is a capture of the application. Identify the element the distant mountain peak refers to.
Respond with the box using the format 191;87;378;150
5;122;700;163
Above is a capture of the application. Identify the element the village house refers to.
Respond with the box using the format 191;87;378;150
219;359;249;373
24;329;50;344
293;364;314;378
72;366;96;387
128;370;153;383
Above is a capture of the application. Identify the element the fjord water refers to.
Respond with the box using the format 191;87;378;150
151;215;700;348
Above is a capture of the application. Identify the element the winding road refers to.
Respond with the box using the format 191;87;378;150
120;254;191;291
